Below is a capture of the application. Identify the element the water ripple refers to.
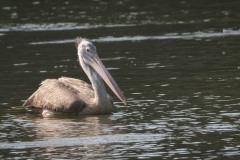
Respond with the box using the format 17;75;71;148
0;133;165;149
0;23;135;32
29;29;240;45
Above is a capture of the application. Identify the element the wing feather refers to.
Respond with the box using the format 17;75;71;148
22;78;87;113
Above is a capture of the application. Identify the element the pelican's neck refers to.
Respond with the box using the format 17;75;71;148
79;58;110;107
78;53;112;114
88;68;109;105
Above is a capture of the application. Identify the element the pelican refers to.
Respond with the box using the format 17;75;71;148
22;37;126;117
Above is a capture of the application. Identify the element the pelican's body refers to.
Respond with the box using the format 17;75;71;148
22;37;126;117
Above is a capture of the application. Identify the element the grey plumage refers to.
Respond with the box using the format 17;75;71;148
22;37;125;117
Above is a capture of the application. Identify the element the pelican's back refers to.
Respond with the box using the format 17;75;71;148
22;77;94;113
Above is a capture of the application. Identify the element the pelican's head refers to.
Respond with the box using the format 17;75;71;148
76;37;97;59
75;37;126;105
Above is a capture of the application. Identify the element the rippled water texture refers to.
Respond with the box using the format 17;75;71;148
0;0;240;159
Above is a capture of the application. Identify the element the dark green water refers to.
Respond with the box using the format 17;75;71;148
0;0;240;159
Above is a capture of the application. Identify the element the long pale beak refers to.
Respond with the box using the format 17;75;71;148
85;54;127;105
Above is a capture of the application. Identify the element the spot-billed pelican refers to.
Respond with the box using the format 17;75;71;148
22;37;126;117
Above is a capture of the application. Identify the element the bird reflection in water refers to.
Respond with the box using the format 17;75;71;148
30;115;114;138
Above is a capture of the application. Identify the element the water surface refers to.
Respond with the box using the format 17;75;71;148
0;0;240;159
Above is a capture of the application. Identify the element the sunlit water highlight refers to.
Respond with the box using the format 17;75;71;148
0;134;165;149
28;29;240;45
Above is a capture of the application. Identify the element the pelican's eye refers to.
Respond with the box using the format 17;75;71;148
86;48;90;52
